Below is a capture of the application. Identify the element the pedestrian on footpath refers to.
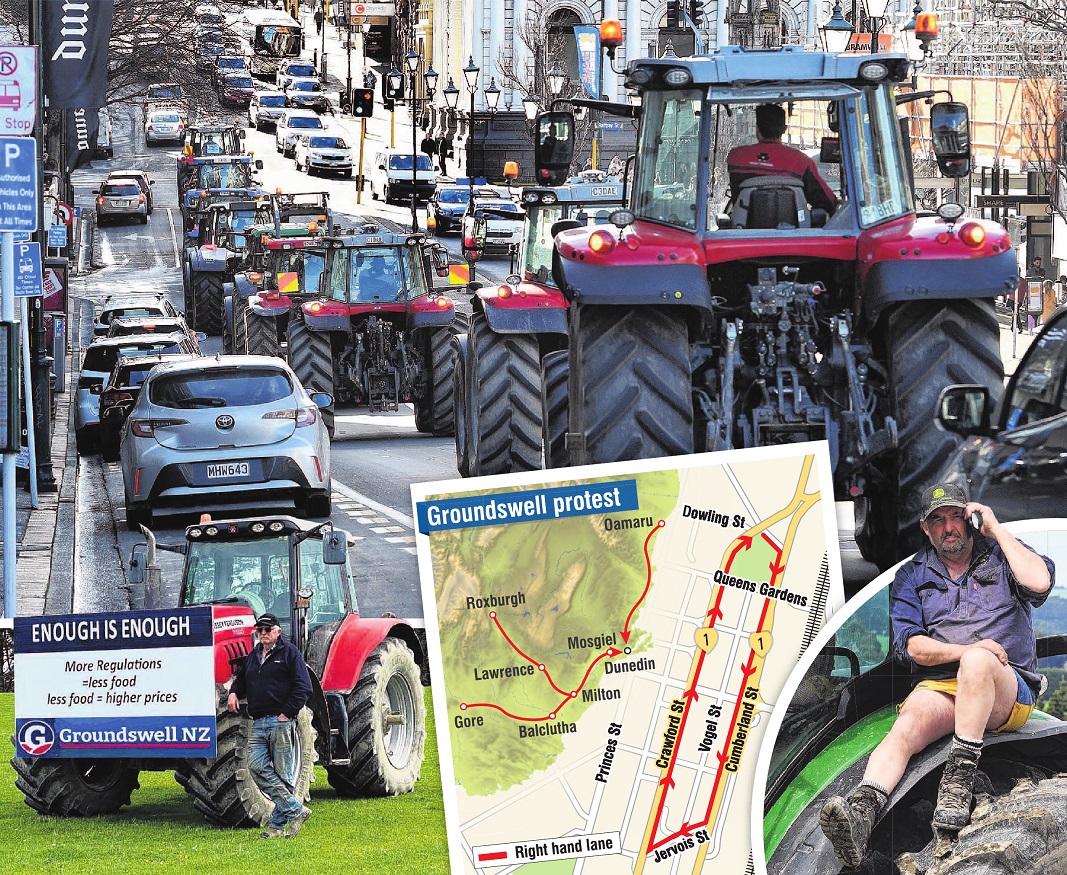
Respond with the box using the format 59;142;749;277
314;6;324;34
227;612;313;839
439;133;453;176
421;133;437;173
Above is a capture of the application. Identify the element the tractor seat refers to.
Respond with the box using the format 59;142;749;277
731;177;810;230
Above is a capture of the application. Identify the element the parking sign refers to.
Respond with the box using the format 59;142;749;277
13;241;42;297
0;136;37;231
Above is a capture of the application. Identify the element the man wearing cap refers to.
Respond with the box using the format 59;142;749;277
226;613;313;838
820;483;1054;867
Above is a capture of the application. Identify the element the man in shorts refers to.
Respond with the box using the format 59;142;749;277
819;483;1054;867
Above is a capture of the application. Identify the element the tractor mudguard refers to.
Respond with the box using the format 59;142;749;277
480;301;567;335
223;294;233;338
189;248;228;273
408;308;456;331
303;312;350;331
318;618;425;693
248;294;291;317
861;247;1018;324
554;257;715;310
210;604;256;683
231;275;256;302
475;282;569;335
767;710;1067;874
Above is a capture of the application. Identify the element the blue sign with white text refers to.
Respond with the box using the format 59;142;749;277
0;137;38;231
48;224;67;248
13;242;42;297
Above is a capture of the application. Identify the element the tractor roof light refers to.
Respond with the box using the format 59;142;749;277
600;19;623;51
496;283;513;299
663;68;693;87
915;11;938;44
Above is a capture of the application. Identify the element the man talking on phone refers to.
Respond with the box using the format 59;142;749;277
820;483;1054;867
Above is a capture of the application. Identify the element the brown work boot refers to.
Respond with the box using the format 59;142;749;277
932;736;982;831
819;782;888;868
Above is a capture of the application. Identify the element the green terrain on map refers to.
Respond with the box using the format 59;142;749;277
428;471;681;795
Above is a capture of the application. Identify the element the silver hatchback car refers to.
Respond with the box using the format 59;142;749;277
94;180;148;225
120;356;333;531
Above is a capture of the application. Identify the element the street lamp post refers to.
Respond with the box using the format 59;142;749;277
820;1;855;54
864;0;893;52
462;56;480;204
390;53;438;233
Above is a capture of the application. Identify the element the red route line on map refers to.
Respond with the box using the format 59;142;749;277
646;535;785;853
461;521;664;722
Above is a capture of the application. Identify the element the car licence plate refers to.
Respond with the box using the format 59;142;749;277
206;461;250;479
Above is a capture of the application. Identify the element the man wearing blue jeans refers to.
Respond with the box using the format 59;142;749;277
227;612;313;838
820;483;1054;867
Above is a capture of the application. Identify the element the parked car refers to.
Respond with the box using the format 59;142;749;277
94;180;148;225
274;109;327;157
97;353;200;461
466;193;525;253
427;184;498;235
283;77;330;112
74;334;199;454
293;133;353;177
146;82;185;104
144;110;184;146
219;72;256;106
106;170;155;214
276;60;317;90
107;316;202;352
120;356;334;530
212;55;248;87
248;90;288;130
196;36;227;73
93;293;180;336
194;3;223;26
934;303;1067;519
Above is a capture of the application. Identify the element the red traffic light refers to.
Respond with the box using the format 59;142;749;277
353;89;375;117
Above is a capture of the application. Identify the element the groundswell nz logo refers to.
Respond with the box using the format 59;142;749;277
17;720;56;756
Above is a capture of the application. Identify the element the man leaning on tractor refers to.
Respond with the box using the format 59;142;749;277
820;483;1055;867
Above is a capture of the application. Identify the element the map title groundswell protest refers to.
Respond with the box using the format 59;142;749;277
416;480;640;533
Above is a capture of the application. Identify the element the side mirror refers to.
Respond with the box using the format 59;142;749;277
255;159;264;169
534;111;575;186
149;179;156;185
930;101;971;179
310;391;333;408
431;246;450;277
196;332;207;342
239;129;247;138
89;384;103;395
819;136;841;164
462;215;488;262
936;384;991;436
322;527;350;564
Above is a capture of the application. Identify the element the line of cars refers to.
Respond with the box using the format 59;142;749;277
77;292;334;529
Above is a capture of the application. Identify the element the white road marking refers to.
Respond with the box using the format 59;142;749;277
331;479;416;529
166;208;180;268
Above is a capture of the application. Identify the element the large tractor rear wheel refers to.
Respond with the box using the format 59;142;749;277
175;693;315;828
192;272;224;336
243;309;281;358
862;299;1003;568
573;306;693;463
326;638;425;797
415;313;469;437
541;349;569;469
11;754;140;816
451;333;472;476
288;318;335;438
466;315;542;476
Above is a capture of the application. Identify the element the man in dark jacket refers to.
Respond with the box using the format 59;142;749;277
227;612;313;838
819;484;1054;867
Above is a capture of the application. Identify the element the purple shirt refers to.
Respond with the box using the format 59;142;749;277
890;534;1054;694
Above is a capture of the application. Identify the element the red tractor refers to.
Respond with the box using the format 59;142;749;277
283;226;466;437
452;171;626;477
11;516;426;826
533;46;1015;570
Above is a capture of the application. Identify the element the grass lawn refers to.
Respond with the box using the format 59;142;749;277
0;692;451;874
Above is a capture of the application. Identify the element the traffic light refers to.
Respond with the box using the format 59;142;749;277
381;72;396;111
689;0;704;27
383;70;404;110
666;0;680;28
353;88;374;117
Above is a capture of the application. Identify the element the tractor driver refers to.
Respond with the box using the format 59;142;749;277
726;103;837;214
353;255;399;302
819;483;1054;868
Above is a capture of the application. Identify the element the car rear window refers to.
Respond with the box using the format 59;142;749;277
259;94;287;106
439;189;469;204
227;77;254;88
288;116;323;129
103;184;140;196
287;64;315;77
111;322;175;336
219;57;244;68
107;307;159;321
150;368;294;408
150;113;181;123
83;342;180;373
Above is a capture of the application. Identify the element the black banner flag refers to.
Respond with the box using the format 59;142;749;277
67;108;100;172
43;0;115;109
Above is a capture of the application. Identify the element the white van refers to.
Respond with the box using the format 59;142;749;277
368;148;437;205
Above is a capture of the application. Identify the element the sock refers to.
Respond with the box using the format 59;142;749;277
950;734;983;759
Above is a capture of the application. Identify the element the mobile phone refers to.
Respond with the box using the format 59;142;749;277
970;512;983;532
